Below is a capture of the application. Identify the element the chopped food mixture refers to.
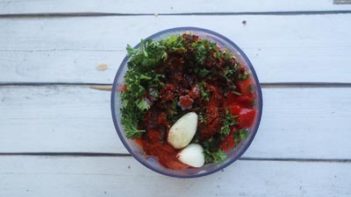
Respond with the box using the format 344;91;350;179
119;33;257;169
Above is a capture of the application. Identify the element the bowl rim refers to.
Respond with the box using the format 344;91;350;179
111;26;263;178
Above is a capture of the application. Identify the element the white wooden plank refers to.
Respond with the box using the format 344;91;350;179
0;86;123;153
0;156;350;197
0;0;351;14
1;86;351;159
1;15;351;83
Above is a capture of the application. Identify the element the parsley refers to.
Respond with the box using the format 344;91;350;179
136;99;150;111
121;39;167;138
127;39;167;68
202;137;227;163
192;40;209;64
204;149;227;163
223;50;233;61
161;35;186;52
214;50;222;59
199;112;207;123
120;107;145;138
224;66;236;79
234;128;249;145
238;70;250;80
199;81;210;101
220;111;237;137
198;68;210;77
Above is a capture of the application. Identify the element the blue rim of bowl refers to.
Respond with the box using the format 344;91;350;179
111;27;263;178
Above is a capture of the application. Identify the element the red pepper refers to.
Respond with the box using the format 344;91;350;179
237;79;252;95
220;128;236;152
178;95;194;110
228;104;241;116
236;95;255;108
238;108;256;128
225;92;237;106
146;130;161;143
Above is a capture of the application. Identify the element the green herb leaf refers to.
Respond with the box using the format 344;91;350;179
161;35;186;52
121;39;168;139
136;99;150;111
234;128;249;145
199;81;210;101
220;111;237;137
199;112;207;123
192;40;209;64
204;149;227;163
238;70;250;80
198;68;210;77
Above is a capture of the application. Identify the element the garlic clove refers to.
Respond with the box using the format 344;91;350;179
167;112;198;149
177;143;205;168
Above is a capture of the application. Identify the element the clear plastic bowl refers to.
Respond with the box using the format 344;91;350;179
111;27;263;178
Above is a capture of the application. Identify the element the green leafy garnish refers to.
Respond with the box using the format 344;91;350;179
199;81;210;101
202;137;227;163
160;35;186;52
197;68;210;78
220;111;237;137
121;39;167;138
198;112;207;123
120;107;145;138
192;40;209;64
234;128;249;144
136;99;150;111
238;70;250;80
204;149;227;163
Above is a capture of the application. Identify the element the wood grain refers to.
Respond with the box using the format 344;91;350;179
1;86;350;159
0;0;351;15
1;15;350;83
0;156;350;197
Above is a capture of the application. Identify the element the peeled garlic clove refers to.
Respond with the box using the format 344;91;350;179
177;144;205;168
167;112;198;149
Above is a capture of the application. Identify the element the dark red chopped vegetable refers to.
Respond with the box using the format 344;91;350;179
178;95;194;110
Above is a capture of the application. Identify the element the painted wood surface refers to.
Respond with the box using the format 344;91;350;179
1;1;351;196
0;0;351;15
1;15;350;84
0;156;350;197
1;86;350;159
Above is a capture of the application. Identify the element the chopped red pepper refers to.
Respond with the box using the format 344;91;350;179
178;95;194;110
238;108;256;128
220;128;237;152
228;104;241;116
236;95;255;108
237;79;252;95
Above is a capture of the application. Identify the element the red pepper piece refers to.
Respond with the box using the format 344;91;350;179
236;95;255;108
237;79;252;95
220;129;236;152
238;108;256;128
228;104;241;116
178;95;194;110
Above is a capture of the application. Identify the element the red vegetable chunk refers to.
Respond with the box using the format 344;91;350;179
220;129;236;152
238;108;256;128
237;79;252;95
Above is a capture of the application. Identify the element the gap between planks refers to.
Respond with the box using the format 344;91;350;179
0;152;350;163
1;10;351;18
